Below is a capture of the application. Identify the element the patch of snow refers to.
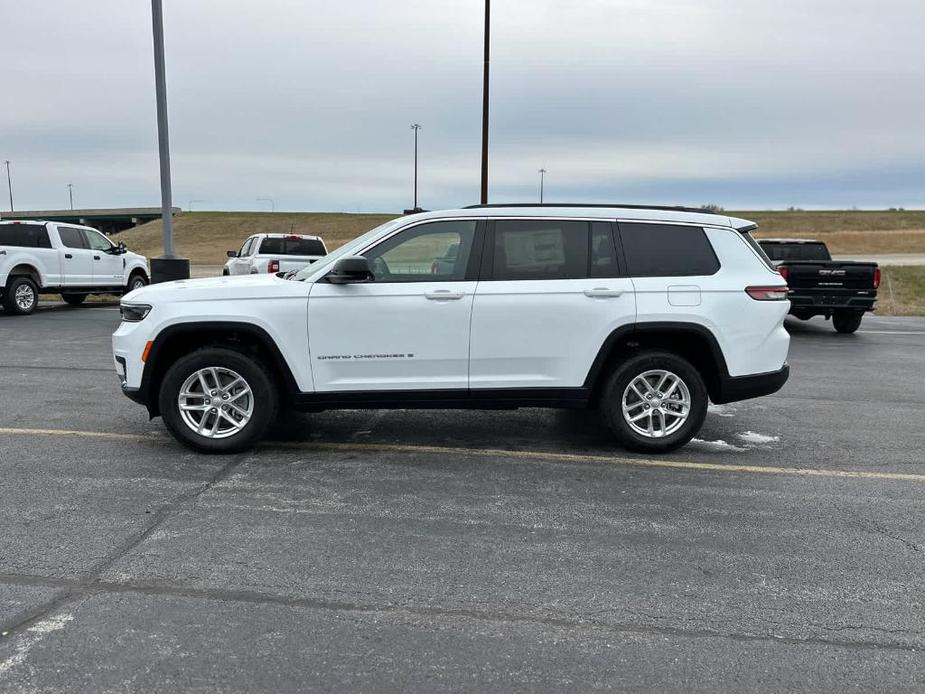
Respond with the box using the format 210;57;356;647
689;438;746;452
736;431;780;446
707;403;737;417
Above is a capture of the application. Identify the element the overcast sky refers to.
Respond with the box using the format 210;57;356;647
2;0;923;212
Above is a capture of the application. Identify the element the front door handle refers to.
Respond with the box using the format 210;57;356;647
425;290;465;301
94;255;101;260
64;253;73;259
583;288;623;298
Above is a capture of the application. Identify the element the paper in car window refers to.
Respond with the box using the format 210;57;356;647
503;229;565;269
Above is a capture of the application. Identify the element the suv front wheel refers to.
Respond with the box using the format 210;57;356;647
600;351;708;454
159;347;278;453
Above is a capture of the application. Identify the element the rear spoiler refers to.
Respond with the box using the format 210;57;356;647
735;222;758;233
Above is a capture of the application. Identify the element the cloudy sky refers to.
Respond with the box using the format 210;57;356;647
2;0;923;212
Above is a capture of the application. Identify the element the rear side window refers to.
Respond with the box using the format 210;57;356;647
0;223;51;248
618;223;719;277
259;237;326;256
57;226;88;249
492;220;588;280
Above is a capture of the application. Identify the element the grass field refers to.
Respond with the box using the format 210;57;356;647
877;267;925;316
119;209;925;264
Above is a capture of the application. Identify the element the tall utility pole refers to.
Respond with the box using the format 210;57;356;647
257;197;275;212
538;169;546;203
3;161;12;211
410;124;422;211
67;183;74;210
149;0;189;282
479;0;490;204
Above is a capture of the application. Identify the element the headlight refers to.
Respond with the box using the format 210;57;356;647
120;302;152;322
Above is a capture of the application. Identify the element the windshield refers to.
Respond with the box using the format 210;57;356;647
293;218;405;281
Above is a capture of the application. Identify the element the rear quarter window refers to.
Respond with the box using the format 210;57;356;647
618;223;719;277
0;224;51;248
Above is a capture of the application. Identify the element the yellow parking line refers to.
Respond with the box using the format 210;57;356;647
0;426;922;483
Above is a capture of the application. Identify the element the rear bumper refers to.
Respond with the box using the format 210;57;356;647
713;364;789;404
787;291;876;313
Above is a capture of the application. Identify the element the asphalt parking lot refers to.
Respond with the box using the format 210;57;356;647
1;305;924;692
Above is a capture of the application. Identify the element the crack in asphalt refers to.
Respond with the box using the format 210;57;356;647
0;453;249;641
0;570;921;655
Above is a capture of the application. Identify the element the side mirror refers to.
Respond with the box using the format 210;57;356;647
227;250;238;258
326;256;373;284
118;241;127;254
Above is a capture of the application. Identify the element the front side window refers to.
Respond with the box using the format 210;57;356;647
619;223;720;277
239;238;254;256
492;220;588;280
364;220;477;282
57;227;87;249
82;229;113;252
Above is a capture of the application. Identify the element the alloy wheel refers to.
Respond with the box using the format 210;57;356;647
15;284;36;311
177;367;254;439
621;369;691;438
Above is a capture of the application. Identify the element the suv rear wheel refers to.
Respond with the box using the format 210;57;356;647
600;351;708;454
159;347;278;453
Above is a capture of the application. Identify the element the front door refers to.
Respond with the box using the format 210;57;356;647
83;229;124;287
308;219;481;392
469;219;636;390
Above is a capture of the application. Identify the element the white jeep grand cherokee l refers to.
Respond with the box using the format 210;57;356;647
113;205;790;454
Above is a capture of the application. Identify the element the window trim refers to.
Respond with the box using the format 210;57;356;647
615;220;721;278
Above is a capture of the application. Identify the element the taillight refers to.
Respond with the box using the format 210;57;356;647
746;286;789;301
268;259;280;273
873;267;881;289
778;265;789;282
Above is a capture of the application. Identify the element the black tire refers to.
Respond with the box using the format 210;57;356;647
599;351;708;454
222;269;230;276
791;310;813;321
2;276;39;316
61;293;87;306
832;310;863;334
127;272;148;293
158;347;278;453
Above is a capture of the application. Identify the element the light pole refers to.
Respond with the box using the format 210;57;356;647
538;169;546;204
410;124;422;211
257;197;275;212
479;0;490;204
67;183;74;210
3;160;12;212
149;0;189;282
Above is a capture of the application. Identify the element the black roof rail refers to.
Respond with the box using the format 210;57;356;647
462;202;722;215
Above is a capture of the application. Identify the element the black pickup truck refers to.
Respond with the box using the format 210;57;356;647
758;239;879;333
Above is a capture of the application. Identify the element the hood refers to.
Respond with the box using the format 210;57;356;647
123;273;307;303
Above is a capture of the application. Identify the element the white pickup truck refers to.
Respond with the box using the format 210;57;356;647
223;233;327;276
0;220;149;315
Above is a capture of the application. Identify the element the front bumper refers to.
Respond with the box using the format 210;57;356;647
713;363;789;404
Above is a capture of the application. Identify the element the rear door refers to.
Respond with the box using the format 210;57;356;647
55;225;94;286
469;219;636;391
82;228;123;287
0;223;62;285
308;219;481;392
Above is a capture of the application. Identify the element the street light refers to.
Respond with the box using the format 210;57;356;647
67;183;74;210
149;0;189;282
3;160;12;212
538;169;546;204
257;197;275;212
410;124;422;212
480;0;490;204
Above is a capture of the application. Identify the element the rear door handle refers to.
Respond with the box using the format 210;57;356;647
424;290;465;301
583;288;623;298
94;255;101;260
64;253;73;259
